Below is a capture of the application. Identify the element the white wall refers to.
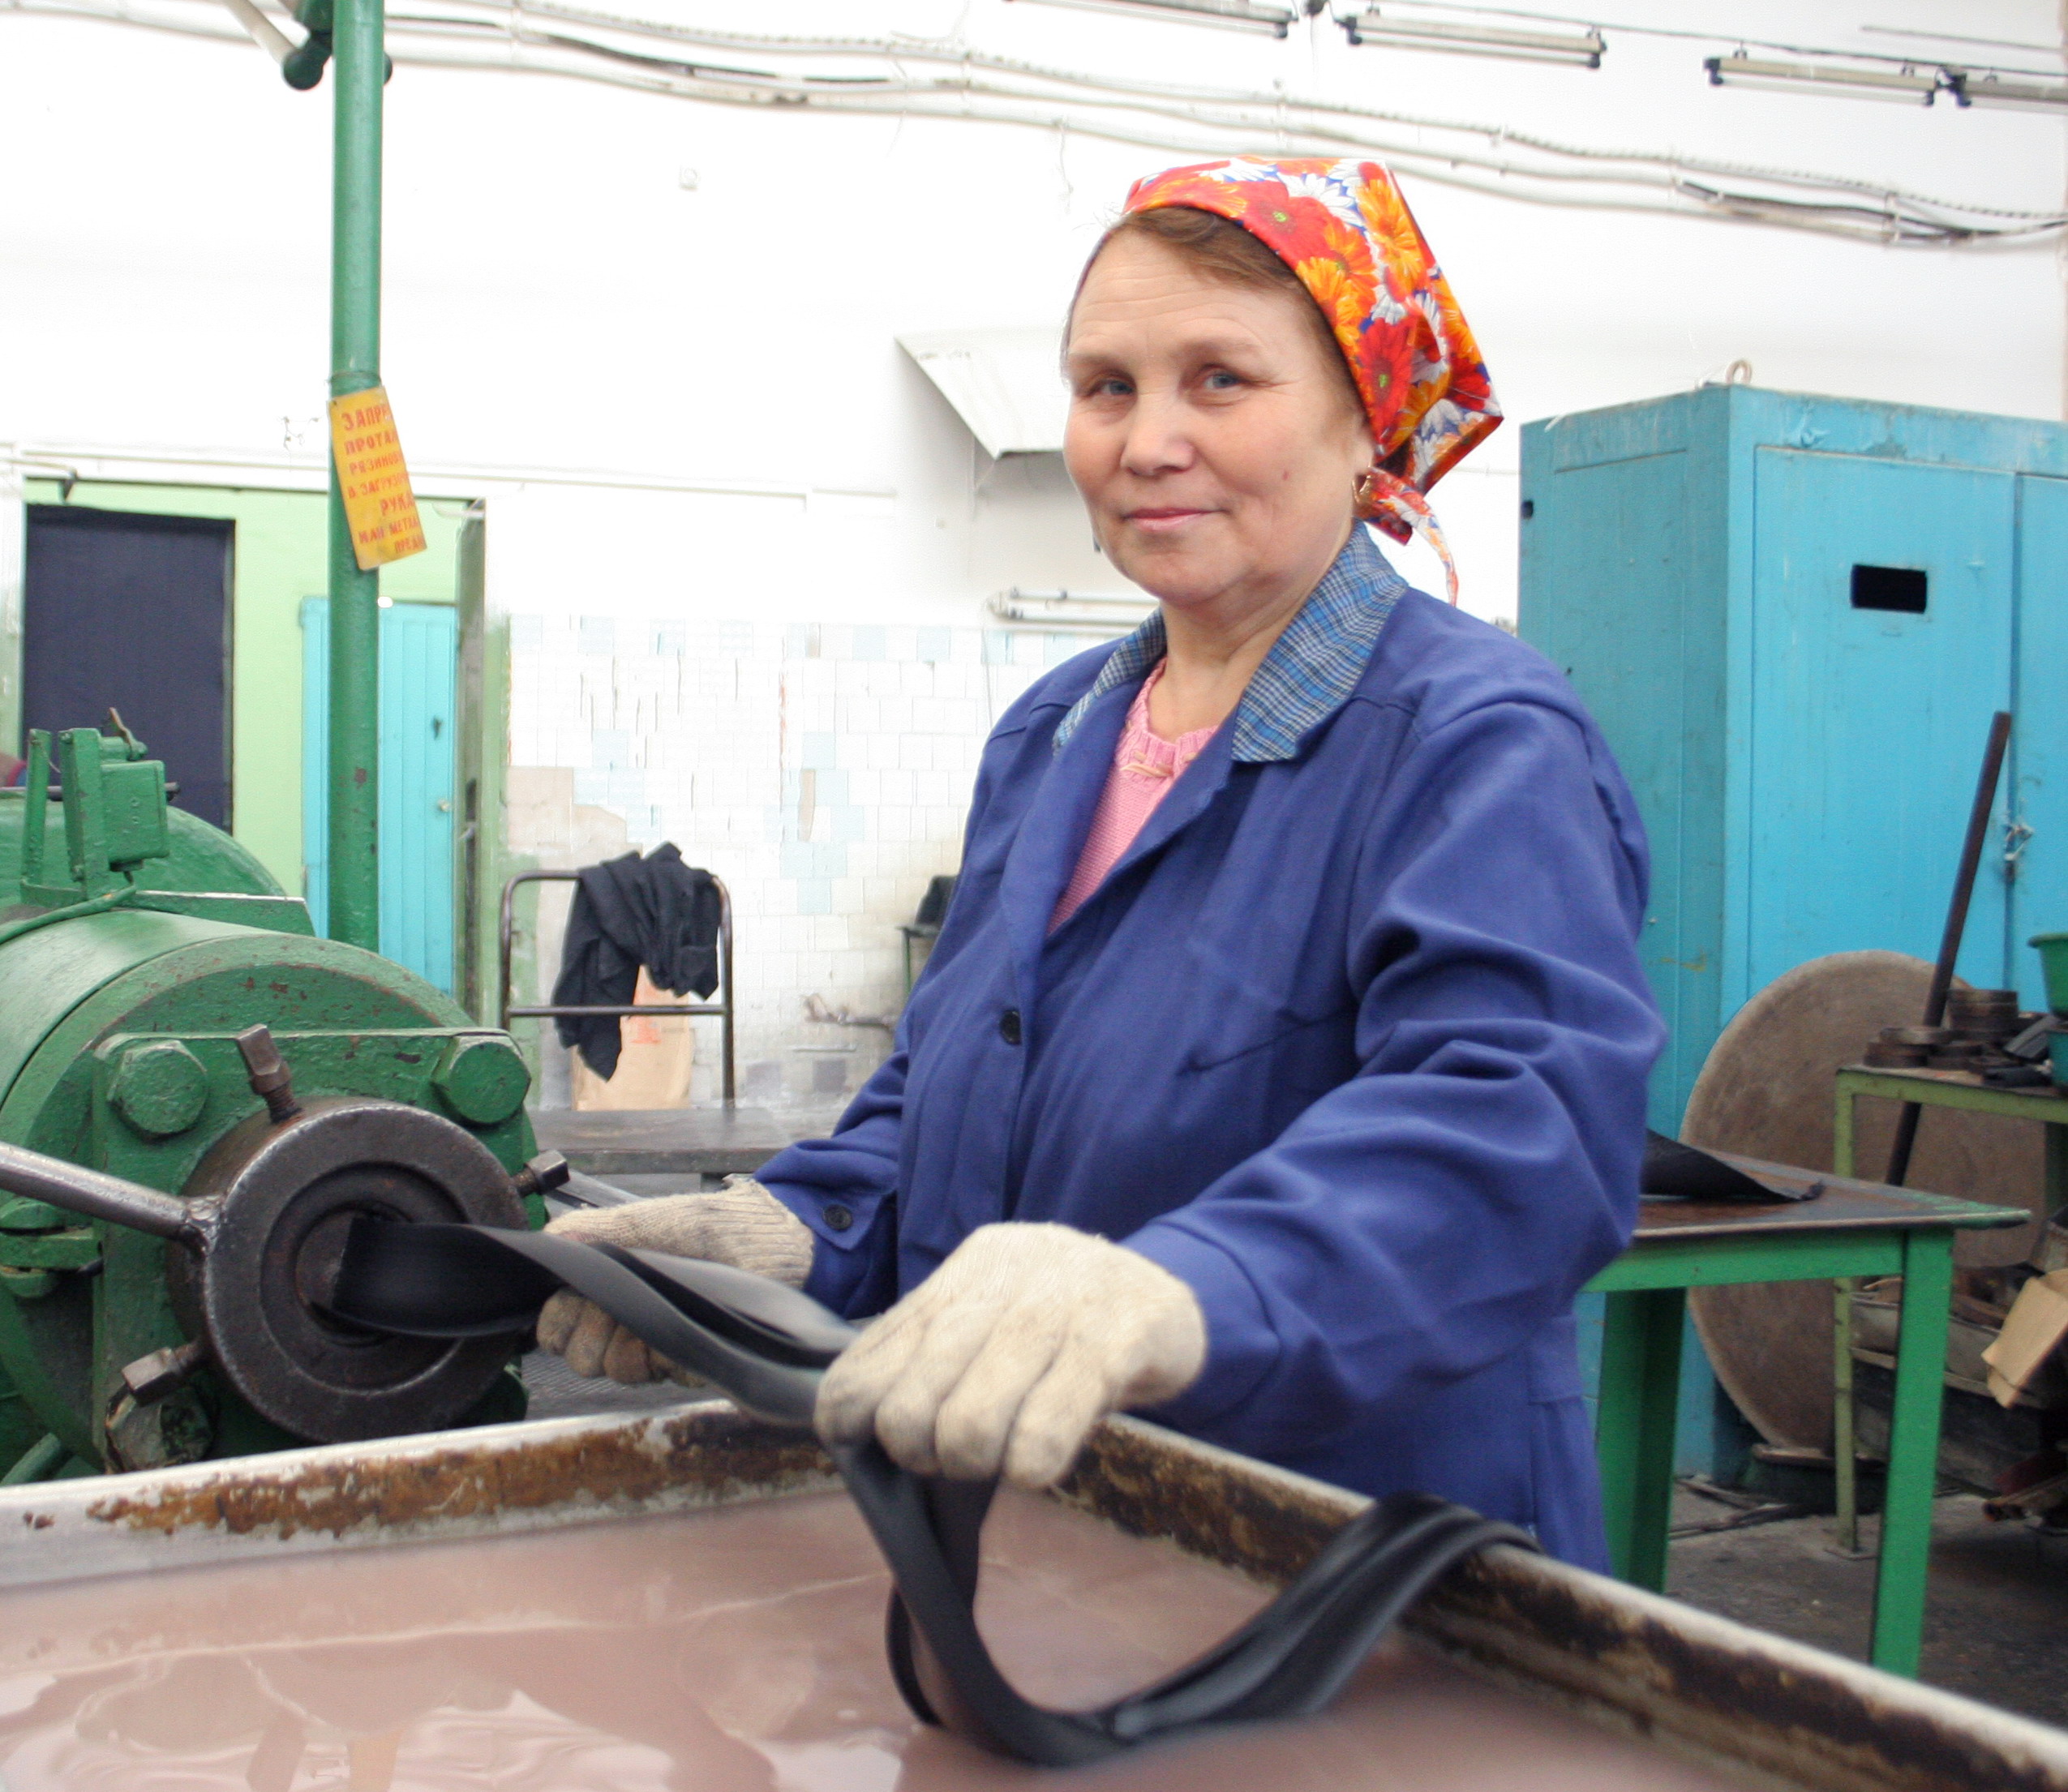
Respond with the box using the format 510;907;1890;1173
2;0;2062;1107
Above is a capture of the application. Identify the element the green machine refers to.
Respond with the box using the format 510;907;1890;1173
0;725;563;1479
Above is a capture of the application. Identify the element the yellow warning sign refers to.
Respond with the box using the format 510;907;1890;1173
328;385;427;568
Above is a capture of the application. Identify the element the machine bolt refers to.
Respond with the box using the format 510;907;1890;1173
118;1337;212;1405
431;1033;532;1126
511;1151;572;1201
108;1040;210;1139
0;1198;63;1234
235;1026;302;1125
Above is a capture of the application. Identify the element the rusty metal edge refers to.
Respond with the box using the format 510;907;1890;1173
1066;1418;2068;1792
0;1400;837;1583
1;1404;2063;1792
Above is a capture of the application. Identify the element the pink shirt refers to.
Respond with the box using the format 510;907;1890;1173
1051;664;1217;930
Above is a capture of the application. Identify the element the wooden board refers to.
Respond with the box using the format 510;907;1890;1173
1679;951;2044;1452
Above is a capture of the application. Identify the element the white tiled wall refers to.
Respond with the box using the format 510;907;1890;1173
506;612;1101;1109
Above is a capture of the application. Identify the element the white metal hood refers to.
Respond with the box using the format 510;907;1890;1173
898;329;1068;459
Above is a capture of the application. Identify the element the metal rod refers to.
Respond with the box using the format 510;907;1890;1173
325;0;384;952
718;875;736;1104
1886;710;2013;1186
0;1142;199;1245
497;868;525;1029
505;1005;729;1018
221;0;295;64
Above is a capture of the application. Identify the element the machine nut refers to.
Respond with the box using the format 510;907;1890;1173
511;1150;571;1200
235;1026;302;1125
119;1336;212;1405
108;1040;210;1138
431;1034;531;1126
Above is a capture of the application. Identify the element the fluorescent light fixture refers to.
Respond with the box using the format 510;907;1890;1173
1342;10;1602;67
989;590;1156;635
1006;0;1299;37
1949;71;2068;111
1704;52;1942;105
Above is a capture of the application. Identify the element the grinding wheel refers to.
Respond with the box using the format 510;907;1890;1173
1680;951;2045;1453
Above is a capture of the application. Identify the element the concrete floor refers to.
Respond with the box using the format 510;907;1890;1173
1667;1485;2068;1728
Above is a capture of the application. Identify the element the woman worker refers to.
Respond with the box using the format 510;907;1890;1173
539;157;1664;1569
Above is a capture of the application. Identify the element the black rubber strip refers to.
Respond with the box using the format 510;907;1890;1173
1642;1130;1817;1203
330;1220;1537;1766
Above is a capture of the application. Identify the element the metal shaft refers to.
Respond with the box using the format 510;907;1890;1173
0;1142;197;1245
1885;710;2014;1187
326;0;384;952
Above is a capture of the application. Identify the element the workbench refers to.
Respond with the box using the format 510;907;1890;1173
1834;1065;2068;1228
1831;1066;2068;1556
1586;1156;2025;1676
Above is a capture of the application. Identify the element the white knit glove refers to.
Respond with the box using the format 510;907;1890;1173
535;1179;815;1384
814;1222;1207;1490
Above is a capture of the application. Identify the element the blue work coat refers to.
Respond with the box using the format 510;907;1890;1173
758;533;1663;1567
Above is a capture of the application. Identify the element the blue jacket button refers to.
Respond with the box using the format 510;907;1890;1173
998;1009;1023;1046
824;1204;853;1233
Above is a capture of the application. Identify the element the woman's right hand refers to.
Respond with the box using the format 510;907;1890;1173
534;1179;815;1383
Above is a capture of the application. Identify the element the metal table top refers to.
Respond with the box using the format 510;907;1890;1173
528;1105;792;1177
1631;1148;2030;1245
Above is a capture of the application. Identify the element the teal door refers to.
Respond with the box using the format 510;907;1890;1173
1746;450;2016;1001
2014;476;2068;1008
301;598;458;991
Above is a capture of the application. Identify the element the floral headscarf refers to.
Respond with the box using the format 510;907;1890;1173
1122;157;1500;602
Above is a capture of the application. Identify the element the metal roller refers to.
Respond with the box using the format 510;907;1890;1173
0;1042;568;1449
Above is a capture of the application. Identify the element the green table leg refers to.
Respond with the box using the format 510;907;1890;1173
1832;1089;1862;1555
1870;1228;1954;1676
1834;1276;1860;1554
1596;1285;1685;1590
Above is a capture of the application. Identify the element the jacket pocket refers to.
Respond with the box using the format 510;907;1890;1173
1179;942;1356;1074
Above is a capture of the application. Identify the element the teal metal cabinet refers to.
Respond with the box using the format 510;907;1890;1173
300;598;459;992
1520;388;2068;1134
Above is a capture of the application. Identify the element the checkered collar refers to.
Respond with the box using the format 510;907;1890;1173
1052;527;1405;762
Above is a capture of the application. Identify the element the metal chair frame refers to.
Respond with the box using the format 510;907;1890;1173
497;869;736;1105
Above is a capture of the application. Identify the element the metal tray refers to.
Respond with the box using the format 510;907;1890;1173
1;1404;2063;1792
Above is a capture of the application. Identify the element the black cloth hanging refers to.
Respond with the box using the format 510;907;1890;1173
551;843;721;1080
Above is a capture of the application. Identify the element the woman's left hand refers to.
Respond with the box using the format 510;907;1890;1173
815;1222;1207;1489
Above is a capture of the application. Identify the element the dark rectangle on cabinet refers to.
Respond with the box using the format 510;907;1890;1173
1851;564;1929;614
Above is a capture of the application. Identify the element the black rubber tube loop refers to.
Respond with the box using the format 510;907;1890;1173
328;1219;1537;1767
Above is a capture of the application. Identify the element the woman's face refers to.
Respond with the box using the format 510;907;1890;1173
1064;233;1375;619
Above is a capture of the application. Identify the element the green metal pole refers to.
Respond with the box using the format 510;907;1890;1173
326;0;383;950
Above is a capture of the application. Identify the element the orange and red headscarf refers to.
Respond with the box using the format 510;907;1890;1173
1122;157;1500;602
